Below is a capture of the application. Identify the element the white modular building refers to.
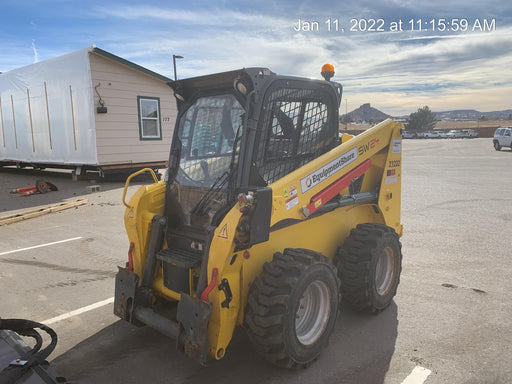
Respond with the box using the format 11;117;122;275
0;46;176;175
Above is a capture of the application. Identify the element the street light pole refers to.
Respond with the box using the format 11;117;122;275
345;99;348;130
173;54;184;81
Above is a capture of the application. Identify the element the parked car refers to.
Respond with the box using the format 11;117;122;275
437;131;448;139
461;129;479;138
446;130;463;139
402;131;416;139
493;127;512;151
424;131;442;139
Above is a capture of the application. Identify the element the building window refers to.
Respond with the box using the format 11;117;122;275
138;96;162;140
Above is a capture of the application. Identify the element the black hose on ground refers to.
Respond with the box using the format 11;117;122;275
0;318;58;384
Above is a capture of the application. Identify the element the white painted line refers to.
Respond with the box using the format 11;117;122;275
42;297;115;325
0;236;83;256
401;366;432;384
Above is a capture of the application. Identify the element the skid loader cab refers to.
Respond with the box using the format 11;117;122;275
115;65;403;368
166;67;343;226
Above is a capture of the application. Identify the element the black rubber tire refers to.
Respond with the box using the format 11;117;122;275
336;223;402;313
494;141;501;151
245;248;340;368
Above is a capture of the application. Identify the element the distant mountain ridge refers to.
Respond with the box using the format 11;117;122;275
433;109;512;120
341;104;512;123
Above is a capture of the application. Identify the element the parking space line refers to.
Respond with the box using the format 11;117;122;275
42;297;115;325
401;366;432;384
0;236;83;256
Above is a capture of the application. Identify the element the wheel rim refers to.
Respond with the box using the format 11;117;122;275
295;280;331;346
375;245;396;296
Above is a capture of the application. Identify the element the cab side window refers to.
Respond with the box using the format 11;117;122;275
254;84;337;185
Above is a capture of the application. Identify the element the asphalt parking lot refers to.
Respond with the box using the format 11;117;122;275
1;138;511;383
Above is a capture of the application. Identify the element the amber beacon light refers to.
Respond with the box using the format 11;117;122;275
321;63;335;81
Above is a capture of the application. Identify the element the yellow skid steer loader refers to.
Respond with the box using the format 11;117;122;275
114;65;403;368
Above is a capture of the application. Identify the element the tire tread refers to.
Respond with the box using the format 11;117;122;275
245;248;339;368
337;223;402;313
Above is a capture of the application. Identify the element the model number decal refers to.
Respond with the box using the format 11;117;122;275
389;160;401;168
358;138;380;156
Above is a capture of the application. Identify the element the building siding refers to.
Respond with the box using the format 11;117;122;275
89;52;176;166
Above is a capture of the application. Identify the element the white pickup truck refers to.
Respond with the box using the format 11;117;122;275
424;131;442;139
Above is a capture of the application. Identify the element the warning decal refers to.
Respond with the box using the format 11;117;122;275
218;224;228;239
285;196;299;210
289;185;297;198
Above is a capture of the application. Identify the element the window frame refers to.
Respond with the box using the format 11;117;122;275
137;96;162;140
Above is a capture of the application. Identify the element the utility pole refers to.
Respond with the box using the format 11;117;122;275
345;99;348;130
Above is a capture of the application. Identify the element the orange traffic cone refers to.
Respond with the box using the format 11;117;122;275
10;180;58;197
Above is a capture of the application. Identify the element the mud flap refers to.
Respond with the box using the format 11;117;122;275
176;294;212;365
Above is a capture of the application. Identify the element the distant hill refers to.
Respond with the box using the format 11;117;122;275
434;109;512;120
340;103;391;123
343;105;512;122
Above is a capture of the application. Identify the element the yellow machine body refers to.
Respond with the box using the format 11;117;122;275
122;118;402;360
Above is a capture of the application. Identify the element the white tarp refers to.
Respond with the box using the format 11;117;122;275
0;47;97;165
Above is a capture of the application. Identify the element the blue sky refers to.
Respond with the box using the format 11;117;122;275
1;0;511;115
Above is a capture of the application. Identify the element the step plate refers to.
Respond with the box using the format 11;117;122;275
157;248;202;294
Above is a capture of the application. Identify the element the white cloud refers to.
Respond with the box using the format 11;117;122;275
94;4;289;30
1;1;510;114
92;18;511;115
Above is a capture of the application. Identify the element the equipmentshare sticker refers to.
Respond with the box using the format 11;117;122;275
300;147;358;193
